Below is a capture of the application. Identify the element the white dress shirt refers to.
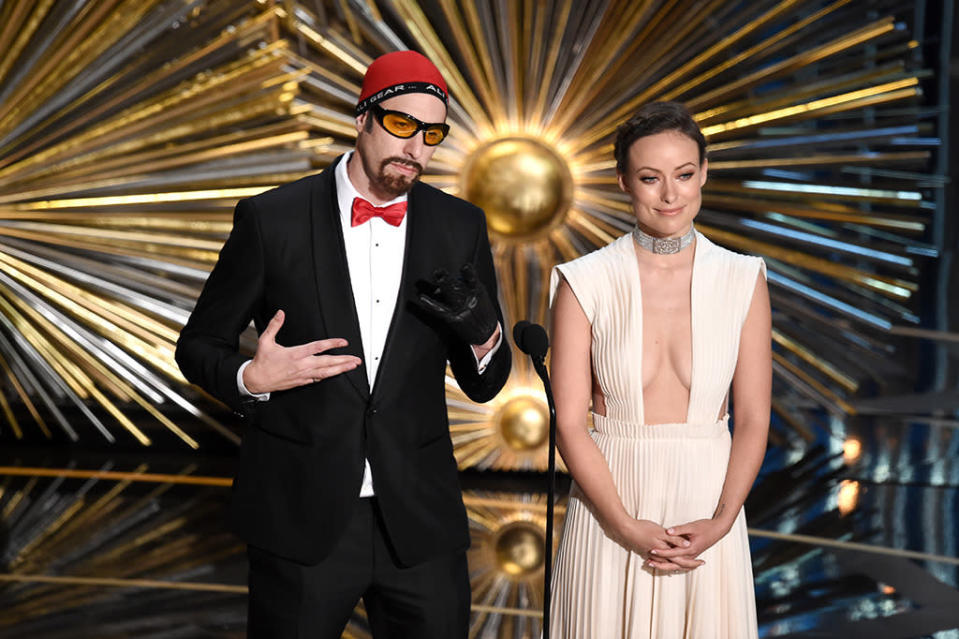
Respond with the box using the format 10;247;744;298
238;152;501;497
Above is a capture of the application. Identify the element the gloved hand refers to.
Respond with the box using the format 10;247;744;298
414;263;498;345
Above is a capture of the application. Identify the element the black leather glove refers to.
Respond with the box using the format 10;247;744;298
414;263;498;345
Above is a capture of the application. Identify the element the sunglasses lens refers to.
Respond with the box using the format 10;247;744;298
423;126;447;146
381;113;417;138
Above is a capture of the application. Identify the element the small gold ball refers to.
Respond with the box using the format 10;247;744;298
497;396;549;451
462;137;573;239
494;523;545;577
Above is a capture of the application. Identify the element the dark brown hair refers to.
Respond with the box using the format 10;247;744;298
614;101;706;174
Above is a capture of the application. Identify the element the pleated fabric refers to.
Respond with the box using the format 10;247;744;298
547;231;764;638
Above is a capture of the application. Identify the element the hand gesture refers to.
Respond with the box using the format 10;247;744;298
414;263;498;345
644;518;728;573
243;310;362;394
612;518;705;574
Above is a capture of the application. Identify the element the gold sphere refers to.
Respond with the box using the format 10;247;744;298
462;137;573;239
497;395;549;451
494;523;546;577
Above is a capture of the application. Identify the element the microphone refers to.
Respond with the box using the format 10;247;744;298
512;320;549;361
512;320;556;638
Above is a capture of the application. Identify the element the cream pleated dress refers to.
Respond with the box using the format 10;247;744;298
548;230;764;639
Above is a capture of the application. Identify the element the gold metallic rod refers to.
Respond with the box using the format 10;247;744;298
0;0;124;128
659;0;854;103
0;379;22;439
705;179;924;208
0;227;221;267
651;0;814;100
0;47;291;177
0;30;285;169
21;306;186;428
493;249;520;332
0;289;90;399
0;210;232;229
11;499;87;566
0;467;231;487
1;477;36;520
0;9;277;166
0;573;247;594
13;187;271;210
0;573;550;617
699;195;924;233
387;2;495;137
505;0;523;126
572;17;898;152
530;0;573;128
0;0;56;89
694;62;908;124
888;326;959;342
772;328;858;392
0;287;158;444
461;0;511;127
0;349;48;438
560;0;727;133
687;18;897;109
0;252;180;349
533;243;555;329
698;223;915;298
1;130;309;199
0;221;226;253
773;352;856;414
700;82;920;137
549;1;663;134
708;151;930;170
549;227;585;263
14;77;298;182
0;0;160;137
513;245;530;327
437;0;503;125
747;528;959;566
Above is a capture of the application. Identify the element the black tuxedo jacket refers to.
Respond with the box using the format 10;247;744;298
175;156;511;566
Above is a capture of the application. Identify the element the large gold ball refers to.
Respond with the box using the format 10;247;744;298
497;395;549;451
461;137;573;239
494;523;545;577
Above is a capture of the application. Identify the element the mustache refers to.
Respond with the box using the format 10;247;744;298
381;157;423;174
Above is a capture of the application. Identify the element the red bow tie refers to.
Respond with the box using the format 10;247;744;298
351;197;407;227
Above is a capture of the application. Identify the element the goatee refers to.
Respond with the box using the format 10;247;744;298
373;157;423;199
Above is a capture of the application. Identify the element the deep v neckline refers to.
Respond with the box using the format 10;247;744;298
627;231;703;425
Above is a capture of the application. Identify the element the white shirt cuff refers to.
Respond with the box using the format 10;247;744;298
237;360;270;401
473;324;503;374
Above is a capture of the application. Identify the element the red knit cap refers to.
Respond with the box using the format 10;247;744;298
355;50;449;116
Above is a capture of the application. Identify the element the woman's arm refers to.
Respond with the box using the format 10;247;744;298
648;271;771;568
552;279;697;565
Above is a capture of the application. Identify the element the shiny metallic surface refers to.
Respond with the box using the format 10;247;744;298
462;137;573;240
496;395;550;452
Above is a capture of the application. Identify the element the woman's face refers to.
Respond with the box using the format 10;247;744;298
617;130;707;238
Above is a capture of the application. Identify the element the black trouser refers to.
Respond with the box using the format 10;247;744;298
246;497;470;638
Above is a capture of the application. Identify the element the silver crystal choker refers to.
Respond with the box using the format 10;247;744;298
632;224;695;254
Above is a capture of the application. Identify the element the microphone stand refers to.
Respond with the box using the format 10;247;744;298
529;352;556;638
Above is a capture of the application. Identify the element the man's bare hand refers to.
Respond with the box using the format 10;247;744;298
243;310;361;394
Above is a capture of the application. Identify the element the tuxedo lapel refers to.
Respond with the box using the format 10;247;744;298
309;159;370;400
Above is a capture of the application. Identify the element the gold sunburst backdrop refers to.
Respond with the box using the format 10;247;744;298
0;0;938;470
0;0;946;636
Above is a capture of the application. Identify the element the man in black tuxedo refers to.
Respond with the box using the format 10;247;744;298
176;51;511;638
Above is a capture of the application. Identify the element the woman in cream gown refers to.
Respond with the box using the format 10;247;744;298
548;102;770;638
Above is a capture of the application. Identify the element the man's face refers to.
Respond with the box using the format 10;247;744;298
354;92;447;200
